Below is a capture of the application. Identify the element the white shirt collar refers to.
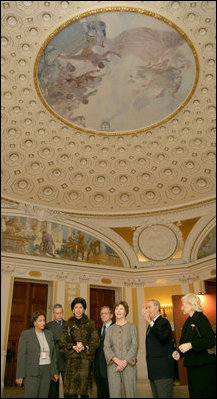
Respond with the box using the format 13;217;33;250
153;314;161;322
103;321;112;329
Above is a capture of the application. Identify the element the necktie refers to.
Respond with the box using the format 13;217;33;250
58;320;62;326
146;325;151;336
101;325;106;340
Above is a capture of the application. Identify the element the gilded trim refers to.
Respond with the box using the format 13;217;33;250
34;6;199;136
53;280;57;305
132;287;140;349
123;286;126;301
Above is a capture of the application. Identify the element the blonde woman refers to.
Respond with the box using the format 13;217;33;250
172;293;216;398
103;301;138;398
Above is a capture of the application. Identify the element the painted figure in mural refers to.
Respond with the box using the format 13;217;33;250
85;20;106;47
172;294;216;398
86;239;101;262
62;236;77;260
4;217;23;235
41;230;56;257
16;239;29;255
112;27;187;66
75;231;85;261
16;310;59;398
59;297;100;398
142;299;175;398
104;301;138;398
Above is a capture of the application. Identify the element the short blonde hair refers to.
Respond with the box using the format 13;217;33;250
181;293;203;312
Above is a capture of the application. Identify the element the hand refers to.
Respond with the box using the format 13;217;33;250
73;342;84;353
172;350;180;361
115;360;128;372
16;378;23;386
112;357;127;372
179;343;192;353
76;342;85;351
142;307;151;323
72;345;80;353
52;374;59;382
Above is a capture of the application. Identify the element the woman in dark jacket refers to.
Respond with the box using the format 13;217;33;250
172;293;216;398
59;297;100;398
16;310;59;398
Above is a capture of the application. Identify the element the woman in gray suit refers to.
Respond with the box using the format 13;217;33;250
104;301;138;398
16;310;59;398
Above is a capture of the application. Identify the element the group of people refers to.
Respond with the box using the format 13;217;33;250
16;293;216;398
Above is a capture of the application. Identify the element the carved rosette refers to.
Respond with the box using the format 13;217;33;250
133;223;183;262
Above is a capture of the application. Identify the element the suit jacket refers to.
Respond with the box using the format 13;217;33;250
16;327;58;378
145;315;175;380
46;319;67;372
94;325;111;379
179;311;216;367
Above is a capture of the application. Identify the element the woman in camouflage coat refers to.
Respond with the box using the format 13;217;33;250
59;297;100;398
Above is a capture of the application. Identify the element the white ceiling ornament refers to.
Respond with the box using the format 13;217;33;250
133;223;184;262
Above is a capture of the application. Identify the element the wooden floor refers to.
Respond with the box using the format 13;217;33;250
2;380;189;398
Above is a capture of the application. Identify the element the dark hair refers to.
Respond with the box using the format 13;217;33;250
113;300;129;316
71;297;87;311
30;310;46;327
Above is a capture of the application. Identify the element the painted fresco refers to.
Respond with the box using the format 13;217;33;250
36;9;196;133
197;227;216;259
1;216;123;267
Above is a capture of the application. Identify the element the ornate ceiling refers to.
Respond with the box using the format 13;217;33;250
1;1;216;216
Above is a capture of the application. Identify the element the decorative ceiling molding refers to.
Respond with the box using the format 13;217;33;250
133;222;183;262
1;1;216;215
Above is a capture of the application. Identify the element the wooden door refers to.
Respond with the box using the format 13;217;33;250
4;281;48;386
205;279;216;296
90;288;115;327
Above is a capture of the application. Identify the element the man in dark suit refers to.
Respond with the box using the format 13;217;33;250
46;304;67;398
142;299;175;398
94;306;113;398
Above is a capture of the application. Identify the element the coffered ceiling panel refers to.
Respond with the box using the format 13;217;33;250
1;1;216;215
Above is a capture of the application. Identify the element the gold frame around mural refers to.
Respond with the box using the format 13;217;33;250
34;6;199;136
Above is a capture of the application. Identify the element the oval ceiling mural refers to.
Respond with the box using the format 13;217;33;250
1;215;123;267
35;7;198;135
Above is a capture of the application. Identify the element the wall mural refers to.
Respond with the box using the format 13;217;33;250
1;215;123;267
35;8;197;134
197;227;216;259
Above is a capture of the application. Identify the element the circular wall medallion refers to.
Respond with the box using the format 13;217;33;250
138;224;178;261
35;7;198;135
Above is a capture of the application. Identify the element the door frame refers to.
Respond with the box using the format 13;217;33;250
4;278;53;387
14;277;53;320
89;284;122;302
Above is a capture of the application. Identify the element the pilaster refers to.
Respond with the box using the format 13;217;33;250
1;268;14;394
